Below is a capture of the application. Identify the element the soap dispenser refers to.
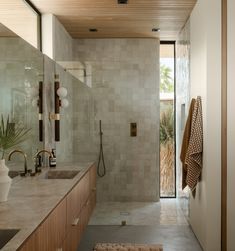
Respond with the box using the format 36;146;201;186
49;149;56;168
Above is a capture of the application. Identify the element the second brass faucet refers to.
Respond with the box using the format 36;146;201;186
34;149;53;173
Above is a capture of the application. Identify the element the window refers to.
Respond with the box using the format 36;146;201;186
160;42;176;198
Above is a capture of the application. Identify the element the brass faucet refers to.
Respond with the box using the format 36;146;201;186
8;150;28;175
34;149;53;173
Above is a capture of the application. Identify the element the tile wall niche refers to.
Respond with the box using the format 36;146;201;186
176;20;191;217
73;38;160;202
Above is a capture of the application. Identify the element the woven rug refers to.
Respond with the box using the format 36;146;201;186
94;243;163;251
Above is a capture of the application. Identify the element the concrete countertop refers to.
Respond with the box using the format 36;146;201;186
0;162;95;251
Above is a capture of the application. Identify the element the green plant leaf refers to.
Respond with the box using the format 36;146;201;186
160;107;174;145
0;115;31;159
160;64;174;93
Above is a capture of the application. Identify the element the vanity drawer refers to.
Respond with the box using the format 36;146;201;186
18;231;38;251
89;164;97;216
90;190;96;215
80;171;90;207
89;164;97;193
63;211;82;251
37;198;66;251
19;198;66;251
66;180;83;231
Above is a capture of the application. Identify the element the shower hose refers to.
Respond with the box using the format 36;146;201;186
97;120;106;177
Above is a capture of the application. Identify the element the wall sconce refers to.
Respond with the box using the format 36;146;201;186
54;75;69;142
57;87;69;108
28;82;43;142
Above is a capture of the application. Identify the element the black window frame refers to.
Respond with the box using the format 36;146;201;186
159;40;177;199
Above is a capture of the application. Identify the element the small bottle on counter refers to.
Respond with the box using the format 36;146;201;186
49;149;57;168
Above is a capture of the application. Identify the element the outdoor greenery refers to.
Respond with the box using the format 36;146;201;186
0;115;30;159
160;64;174;93
160;106;175;196
160;107;174;144
160;63;175;196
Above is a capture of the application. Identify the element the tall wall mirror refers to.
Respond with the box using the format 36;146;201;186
43;56;95;164
0;0;41;49
0;23;43;170
0;22;95;174
54;62;95;163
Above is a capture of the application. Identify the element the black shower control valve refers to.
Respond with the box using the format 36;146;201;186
130;122;137;137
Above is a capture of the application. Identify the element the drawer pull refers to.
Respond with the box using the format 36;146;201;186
86;201;90;206
57;248;63;251
92;187;97;191
72;217;80;226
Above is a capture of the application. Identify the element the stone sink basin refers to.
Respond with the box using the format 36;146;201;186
0;229;20;249
43;170;80;179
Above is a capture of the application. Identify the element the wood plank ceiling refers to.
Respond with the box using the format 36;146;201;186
31;0;197;39
0;0;39;47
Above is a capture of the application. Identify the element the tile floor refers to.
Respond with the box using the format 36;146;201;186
78;199;203;251
89;199;188;226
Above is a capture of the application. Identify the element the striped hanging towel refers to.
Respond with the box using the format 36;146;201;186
185;96;203;191
180;98;196;190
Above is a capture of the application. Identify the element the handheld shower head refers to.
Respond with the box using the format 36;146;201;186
97;120;106;177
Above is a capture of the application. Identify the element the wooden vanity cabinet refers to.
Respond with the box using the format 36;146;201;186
65;176;85;251
19;198;66;251
89;164;97;214
37;198;66;251
63;164;96;251
18;164;96;251
18;231;38;251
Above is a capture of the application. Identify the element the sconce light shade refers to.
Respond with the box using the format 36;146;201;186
28;87;39;98
32;98;38;107
61;99;69;108
54;79;69;142
57;87;67;98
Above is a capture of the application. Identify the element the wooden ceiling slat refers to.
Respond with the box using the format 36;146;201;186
0;0;39;47
32;0;197;39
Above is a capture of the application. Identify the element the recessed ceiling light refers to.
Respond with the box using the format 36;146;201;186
152;28;160;32
89;28;98;32
118;0;128;4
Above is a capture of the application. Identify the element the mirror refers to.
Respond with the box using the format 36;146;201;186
0;22;95;169
42;55;95;163
55;63;95;163
0;0;40;49
0;23;43;167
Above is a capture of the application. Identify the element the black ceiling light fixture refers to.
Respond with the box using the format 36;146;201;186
89;28;98;32
118;0;128;4
152;28;160;32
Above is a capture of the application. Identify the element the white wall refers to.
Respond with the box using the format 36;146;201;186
176;20;191;218
42;14;73;61
190;0;221;250
42;14;54;59
227;0;235;250
190;0;207;247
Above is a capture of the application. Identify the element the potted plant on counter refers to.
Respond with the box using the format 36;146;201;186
0;115;30;202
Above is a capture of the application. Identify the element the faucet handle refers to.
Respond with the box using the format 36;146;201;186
34;149;53;173
34;153;42;173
